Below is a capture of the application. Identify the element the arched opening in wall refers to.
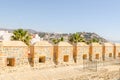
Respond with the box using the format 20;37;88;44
63;55;69;62
95;54;99;59
83;54;87;60
39;56;46;63
109;53;112;57
7;58;15;66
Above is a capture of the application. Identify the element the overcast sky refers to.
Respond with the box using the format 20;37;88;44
0;0;120;41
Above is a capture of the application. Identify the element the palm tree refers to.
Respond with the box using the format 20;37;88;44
86;38;100;44
60;37;64;41
11;29;31;46
91;38;99;42
52;37;64;44
52;38;60;44
69;32;85;44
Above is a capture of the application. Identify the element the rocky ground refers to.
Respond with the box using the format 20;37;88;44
0;64;120;80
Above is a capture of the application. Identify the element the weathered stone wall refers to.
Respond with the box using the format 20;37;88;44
0;56;7;66
0;41;120;67
30;41;54;67
103;45;114;61
54;45;73;65
93;46;102;61
114;45;120;59
75;45;89;64
34;46;53;64
0;42;3;56
3;47;28;58
2;46;29;66
90;43;102;61
58;46;73;64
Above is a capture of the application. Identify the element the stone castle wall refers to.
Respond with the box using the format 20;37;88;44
54;46;73;65
73;43;89;65
0;41;120;67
